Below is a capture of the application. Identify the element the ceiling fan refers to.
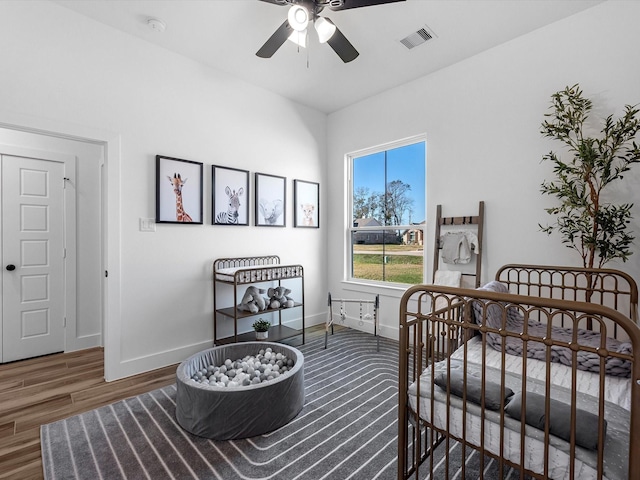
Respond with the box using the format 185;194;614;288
256;0;406;63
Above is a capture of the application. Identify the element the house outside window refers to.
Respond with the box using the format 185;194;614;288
347;136;426;285
402;222;425;246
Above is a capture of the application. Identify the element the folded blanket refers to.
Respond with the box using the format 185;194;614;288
471;281;632;378
434;269;462;287
504;391;607;451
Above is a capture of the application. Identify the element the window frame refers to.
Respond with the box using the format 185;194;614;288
346;134;426;287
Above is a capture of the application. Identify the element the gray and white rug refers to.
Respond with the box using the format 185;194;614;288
41;329;511;479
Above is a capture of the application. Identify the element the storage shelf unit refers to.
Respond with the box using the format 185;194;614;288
213;256;305;345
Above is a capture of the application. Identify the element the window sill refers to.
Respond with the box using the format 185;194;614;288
340;279;413;299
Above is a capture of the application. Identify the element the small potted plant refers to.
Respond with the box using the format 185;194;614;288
252;318;271;340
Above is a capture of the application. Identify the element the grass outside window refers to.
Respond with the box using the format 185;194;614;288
352;244;423;284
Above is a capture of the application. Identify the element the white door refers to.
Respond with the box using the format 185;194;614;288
1;155;65;362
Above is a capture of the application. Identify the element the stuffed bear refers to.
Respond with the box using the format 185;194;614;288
237;286;268;314
267;286;294;309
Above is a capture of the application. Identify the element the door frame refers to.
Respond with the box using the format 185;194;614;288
0;148;76;362
0;112;121;381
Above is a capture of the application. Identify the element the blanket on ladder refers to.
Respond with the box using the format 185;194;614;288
471;281;632;378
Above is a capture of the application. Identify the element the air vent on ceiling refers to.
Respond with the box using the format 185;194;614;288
400;26;435;50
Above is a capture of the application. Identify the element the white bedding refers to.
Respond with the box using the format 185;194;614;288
215;264;302;283
454;335;631;410
408;336;630;480
215;267;240;282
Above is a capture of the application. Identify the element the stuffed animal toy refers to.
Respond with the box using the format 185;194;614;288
267;286;295;309
237;286;268;314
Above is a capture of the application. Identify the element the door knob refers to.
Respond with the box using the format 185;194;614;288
6;264;16;271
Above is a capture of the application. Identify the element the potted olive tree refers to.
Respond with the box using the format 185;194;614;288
252;318;271;340
540;85;640;328
540;84;640;269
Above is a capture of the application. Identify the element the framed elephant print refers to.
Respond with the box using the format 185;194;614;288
255;173;286;227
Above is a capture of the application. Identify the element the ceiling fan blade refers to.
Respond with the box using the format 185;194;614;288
258;0;288;5
329;0;405;11
326;21;359;63
256;19;294;58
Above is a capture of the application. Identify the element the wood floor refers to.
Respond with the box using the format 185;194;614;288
0;325;328;480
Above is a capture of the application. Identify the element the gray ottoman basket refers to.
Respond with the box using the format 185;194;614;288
175;342;305;440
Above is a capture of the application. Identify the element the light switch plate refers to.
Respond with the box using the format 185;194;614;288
139;218;156;232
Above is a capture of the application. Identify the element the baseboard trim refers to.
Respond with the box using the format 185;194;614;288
109;312;330;381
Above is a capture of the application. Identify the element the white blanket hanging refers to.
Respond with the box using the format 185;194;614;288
434;270;462;287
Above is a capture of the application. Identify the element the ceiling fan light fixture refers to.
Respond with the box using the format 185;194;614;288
288;29;307;48
314;17;336;43
288;5;309;31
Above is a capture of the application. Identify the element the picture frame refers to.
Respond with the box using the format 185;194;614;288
294;179;320;228
255;172;286;227
156;155;203;224
212;165;249;226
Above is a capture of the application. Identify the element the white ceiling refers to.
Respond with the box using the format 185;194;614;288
53;0;604;114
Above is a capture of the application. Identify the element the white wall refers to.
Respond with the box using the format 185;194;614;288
2;0;638;378
0;1;328;380
326;0;640;339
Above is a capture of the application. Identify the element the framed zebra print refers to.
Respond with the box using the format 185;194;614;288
212;165;249;226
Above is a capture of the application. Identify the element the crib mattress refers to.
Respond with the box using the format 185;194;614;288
408;336;630;480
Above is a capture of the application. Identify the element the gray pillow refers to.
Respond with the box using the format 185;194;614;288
504;391;606;450
434;370;514;410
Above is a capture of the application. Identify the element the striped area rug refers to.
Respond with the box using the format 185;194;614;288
41;329;509;479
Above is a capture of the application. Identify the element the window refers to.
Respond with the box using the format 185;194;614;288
348;136;426;285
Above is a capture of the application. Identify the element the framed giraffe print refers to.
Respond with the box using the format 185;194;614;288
155;155;203;224
212;165;249;226
294;179;319;228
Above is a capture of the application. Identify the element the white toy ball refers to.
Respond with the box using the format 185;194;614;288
190;347;295;389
